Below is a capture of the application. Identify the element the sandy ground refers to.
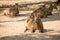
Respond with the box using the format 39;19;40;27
0;6;60;40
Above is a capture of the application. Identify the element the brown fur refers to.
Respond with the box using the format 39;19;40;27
38;4;57;17
47;3;57;15
38;4;57;18
2;3;19;17
25;10;44;33
2;8;10;16
37;5;48;18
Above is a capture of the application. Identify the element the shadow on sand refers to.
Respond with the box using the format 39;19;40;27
0;33;60;40
15;13;30;17
0;19;26;23
41;13;60;22
18;13;60;22
0;13;60;23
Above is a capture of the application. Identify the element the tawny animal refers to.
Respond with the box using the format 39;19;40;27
23;4;57;18
2;3;19;17
46;3;57;15
38;5;48;18
2;8;10;16
25;9;44;33
2;8;15;17
37;3;57;18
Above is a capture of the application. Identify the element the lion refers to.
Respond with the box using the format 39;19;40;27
46;3;57;15
2;3;19;17
24;9;44;33
2;8;10;16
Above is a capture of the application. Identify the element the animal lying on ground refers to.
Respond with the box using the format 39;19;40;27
45;3;57;15
2;3;19;17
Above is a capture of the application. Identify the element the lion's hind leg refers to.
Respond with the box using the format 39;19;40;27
24;27;28;32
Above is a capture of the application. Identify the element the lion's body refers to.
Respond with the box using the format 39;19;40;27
25;9;44;33
2;3;19;17
46;4;57;15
